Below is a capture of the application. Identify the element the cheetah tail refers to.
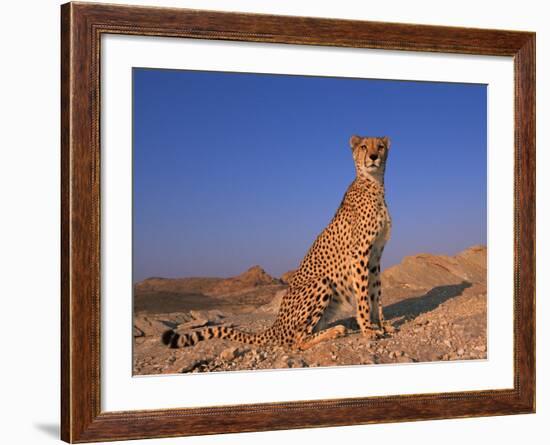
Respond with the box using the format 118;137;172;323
161;326;272;349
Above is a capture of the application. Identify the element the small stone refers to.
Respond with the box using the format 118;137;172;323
220;346;239;361
457;348;465;356
273;355;292;369
288;358;308;368
208;309;224;320
189;310;204;320
180;360;205;373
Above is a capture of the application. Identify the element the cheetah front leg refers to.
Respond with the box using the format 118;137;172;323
367;255;384;329
351;247;376;336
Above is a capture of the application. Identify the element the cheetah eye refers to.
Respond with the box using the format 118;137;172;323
378;144;385;150
360;145;367;149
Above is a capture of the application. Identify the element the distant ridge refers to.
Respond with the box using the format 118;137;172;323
135;265;281;298
136;246;486;301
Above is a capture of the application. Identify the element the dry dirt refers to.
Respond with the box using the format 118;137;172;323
133;246;487;375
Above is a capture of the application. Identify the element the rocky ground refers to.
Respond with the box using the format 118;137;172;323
133;246;487;375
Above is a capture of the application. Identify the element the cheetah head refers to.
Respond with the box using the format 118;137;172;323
349;135;391;181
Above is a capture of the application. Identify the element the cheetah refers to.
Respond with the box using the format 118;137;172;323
162;135;392;351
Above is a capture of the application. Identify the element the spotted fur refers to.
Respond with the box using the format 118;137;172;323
162;135;392;350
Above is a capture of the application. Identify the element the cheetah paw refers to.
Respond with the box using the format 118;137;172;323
331;324;347;339
360;327;378;339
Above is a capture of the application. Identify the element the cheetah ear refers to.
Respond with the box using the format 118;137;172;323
349;135;361;149
382;136;391;149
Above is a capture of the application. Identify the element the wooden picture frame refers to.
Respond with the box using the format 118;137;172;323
61;2;535;442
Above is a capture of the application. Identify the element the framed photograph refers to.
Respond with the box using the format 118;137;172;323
61;2;535;442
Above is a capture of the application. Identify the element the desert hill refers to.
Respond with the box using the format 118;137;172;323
134;266;285;314
136;265;281;297
383;245;486;290
208;265;282;295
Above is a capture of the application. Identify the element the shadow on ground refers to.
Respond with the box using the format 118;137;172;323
324;281;472;332
384;281;472;326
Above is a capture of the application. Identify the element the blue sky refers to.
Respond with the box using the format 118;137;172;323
133;68;486;282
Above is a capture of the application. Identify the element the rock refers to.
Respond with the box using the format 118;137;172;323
133;316;175;337
208;310;224;320
179;318;209;330
220;346;240;361
189;310;205;320
180;359;210;373
273;355;291;369
457;348;465;356
272;354;308;369
288;358;308;368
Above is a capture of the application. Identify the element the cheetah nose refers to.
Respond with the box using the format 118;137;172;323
369;154;378;161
